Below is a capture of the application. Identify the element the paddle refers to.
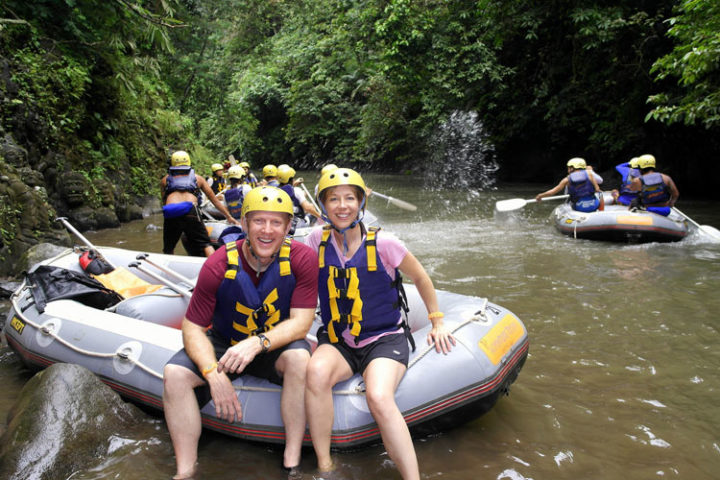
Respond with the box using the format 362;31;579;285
495;194;569;213
672;207;720;242
56;217;116;269
371;191;417;211
298;181;321;213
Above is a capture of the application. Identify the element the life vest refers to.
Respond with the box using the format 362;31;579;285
244;173;258;188
567;170;595;202
210;239;295;344
211;175;226;195
619;166;640;196
640;172;671;206
224;186;244;219
317;226;407;345
280;184;305;219
166;166;198;195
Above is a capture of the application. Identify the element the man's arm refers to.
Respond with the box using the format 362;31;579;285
664;174;679;206
181;318;243;422
198;176;240;225
536;178;568;201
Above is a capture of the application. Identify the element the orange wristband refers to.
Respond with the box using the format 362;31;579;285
428;311;444;320
201;362;218;378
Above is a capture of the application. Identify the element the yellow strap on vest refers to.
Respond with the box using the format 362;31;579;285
366;228;377;272
326;266;363;343
225;241;239;280
278;237;292;276
318;227;332;269
232;288;281;344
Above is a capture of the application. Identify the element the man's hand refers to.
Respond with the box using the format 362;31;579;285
217;337;261;375
206;371;243;422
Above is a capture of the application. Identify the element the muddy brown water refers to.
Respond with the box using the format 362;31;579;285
2;174;719;479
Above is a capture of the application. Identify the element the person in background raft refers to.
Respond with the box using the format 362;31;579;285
217;165;251;220
239;161;259;188
161;151;239;257
261;164;280;187
536;157;603;212
629;154;679;216
207;163;226;195
277;164;321;225
304;168;455;480
611;157;640;206
162;186;319;480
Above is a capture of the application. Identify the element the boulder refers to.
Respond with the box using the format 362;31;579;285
0;363;159;480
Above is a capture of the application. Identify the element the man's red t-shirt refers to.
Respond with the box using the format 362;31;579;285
185;239;319;328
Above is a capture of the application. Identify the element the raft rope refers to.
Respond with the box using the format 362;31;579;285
10;281;493;397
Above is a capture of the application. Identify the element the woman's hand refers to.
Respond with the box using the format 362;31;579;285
427;322;456;354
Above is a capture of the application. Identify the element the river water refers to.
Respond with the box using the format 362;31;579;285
1;173;720;480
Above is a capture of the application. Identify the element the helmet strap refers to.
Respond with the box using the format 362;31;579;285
244;240;278;278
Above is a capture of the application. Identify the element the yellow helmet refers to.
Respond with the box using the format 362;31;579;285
320;163;339;176
171;151;191;167
629;157;640;169
240;161;250;169
227;165;245;180
566;157;586;169
262;164;278;178
317;167;366;201
241;186;293;218
277;164;296;184
637;154;656;169
211;163;224;173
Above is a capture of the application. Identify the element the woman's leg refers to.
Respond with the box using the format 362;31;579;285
305;344;353;471
363;358;419;480
275;348;311;469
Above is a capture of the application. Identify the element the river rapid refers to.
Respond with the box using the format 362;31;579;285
1;173;719;479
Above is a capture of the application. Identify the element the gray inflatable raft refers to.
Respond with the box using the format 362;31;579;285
3;246;528;449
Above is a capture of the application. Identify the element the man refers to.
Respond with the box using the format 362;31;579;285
277;164;321;224
629;154;679;216
207;163;226;195
160;150;239;257
611;157;641;206
536;157;603;212
262;164;280;187
163;186;319;480
239;161;259;188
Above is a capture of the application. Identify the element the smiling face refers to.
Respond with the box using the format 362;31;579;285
322;184;363;230
241;210;292;260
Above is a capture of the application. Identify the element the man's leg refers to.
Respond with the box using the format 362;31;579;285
275;347;311;468
163;363;206;478
363;358;419;480
163;216;184;255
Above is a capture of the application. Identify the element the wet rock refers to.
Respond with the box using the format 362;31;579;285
17;243;69;273
0;363;152;480
0;134;27;168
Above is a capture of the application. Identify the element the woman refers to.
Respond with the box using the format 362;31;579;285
305;168;455;480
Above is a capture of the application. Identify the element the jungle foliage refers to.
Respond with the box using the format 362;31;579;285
2;0;720;195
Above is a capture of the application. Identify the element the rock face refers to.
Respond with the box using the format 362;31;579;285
0;363;153;480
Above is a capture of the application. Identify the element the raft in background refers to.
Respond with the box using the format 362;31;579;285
2;246;528;450
551;202;688;243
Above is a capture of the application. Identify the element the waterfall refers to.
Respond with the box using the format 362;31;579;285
423;111;498;190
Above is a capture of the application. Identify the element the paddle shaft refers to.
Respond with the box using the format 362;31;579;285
371;191;418;211
532;194;570;204
672;207;720;241
56;217;117;269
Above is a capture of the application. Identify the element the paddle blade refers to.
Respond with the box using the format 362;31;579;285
387;196;417;211
699;225;720;242
495;198;527;212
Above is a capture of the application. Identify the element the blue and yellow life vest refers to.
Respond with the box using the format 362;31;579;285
568;170;595;202
317;226;406;345
640;172;671;206
166;166;199;196
210;239;295;345
224;187;244;219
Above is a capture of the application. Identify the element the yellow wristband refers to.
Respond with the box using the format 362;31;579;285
428;311;444;320
201;362;218;378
